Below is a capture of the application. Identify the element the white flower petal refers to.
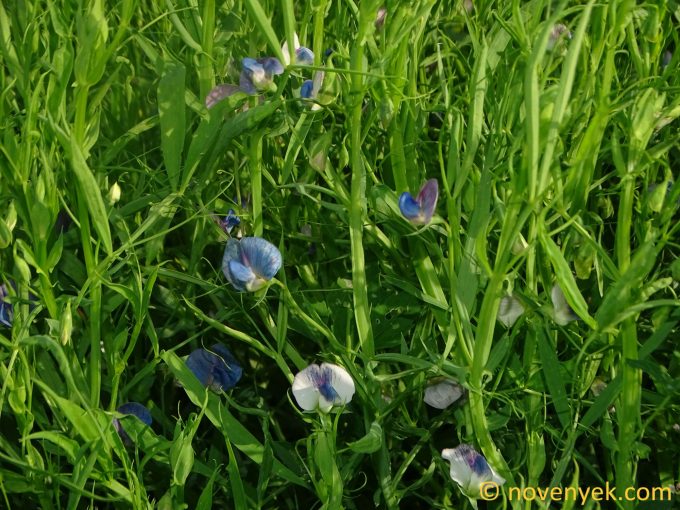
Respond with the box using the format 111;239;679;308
442;447;474;491
442;444;504;497
497;295;525;327
292;365;321;411
423;380;464;409
551;284;577;325
281;33;301;66
323;363;355;405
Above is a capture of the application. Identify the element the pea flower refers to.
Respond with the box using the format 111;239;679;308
292;362;355;412
240;57;284;94
186;344;242;392
0;283;13;327
222;237;282;292
399;179;439;225
424;379;464;409
300;71;325;111
217;209;241;235
281;33;314;66
547;23;571;50
113;402;152;445
551;284;578;325
441;444;506;499
497;295;525;328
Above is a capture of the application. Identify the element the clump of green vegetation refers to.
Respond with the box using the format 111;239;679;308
1;0;679;508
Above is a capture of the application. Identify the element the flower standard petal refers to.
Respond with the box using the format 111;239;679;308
292;364;322;411
292;363;355;413
295;47;314;66
442;444;505;498
497;295;525;327
186;344;242;392
399;179;439;224
423;380;464;409
551;284;578;325
323;363;355;406
239;237;282;281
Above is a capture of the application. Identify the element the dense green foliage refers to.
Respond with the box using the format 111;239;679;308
1;0;679;508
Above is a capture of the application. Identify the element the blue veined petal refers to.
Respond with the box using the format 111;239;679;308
239;70;257;94
205;84;241;109
260;57;284;76
300;80;314;99
186;344;242;391
228;260;255;292
441;444;505;498
221;239;242;287
416;178;439;223
295;47;314;65
239;237;282;281
291;362;355;412
398;192;421;220
241;57;261;74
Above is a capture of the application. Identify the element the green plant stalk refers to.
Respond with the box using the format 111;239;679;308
468;272;515;486
614;175;639;504
198;0;215;99
348;30;373;358
250;131;264;237
77;195;101;408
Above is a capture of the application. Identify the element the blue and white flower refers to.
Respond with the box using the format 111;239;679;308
551;284;578;325
281;33;314;66
240;57;284;94
292;362;355;413
399;179;439;225
222;237;282;292
113;402;152;445
186;344;243;392
497;295;525;328
441;444;506;498
217;209;241;235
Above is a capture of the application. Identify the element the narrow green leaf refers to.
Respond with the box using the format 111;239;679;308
158;60;186;191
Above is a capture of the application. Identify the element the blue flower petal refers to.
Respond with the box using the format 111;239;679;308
0;284;12;328
114;402;152;445
219;209;241;234
239;237;282;280
116;402;152;426
241;57;261;74
300;80;314;99
398;192;421;220
260;57;284;76
186;344;242;391
239;70;257;94
295;47;314;65
417;179;438;223
228;260;256;292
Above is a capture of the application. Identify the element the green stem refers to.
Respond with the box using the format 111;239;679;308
250;131;263;237
348;23;373;358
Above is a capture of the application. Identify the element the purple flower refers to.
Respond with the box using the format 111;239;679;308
399;179;439;224
186;344;243;392
205;84;242;109
222;237;282;292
